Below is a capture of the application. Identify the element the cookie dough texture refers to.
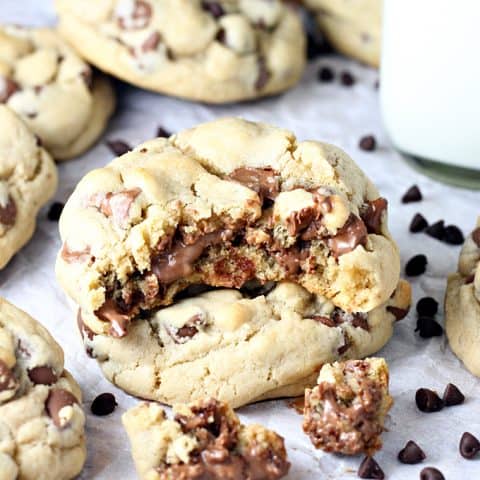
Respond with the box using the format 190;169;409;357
305;0;381;67
446;220;480;377
57;117;401;338
0;106;57;269
80;280;410;408
123;398;290;479
0;297;86;480
0;25;115;161
55;0;306;103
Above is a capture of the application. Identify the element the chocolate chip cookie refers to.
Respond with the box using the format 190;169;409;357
0;297;86;480
123;398;290;480
303;357;392;455
0;105;57;269
446;220;480;376
305;0;381;67
54;0;306;103
78;280;410;407
0;25;115;161
56;117;401;338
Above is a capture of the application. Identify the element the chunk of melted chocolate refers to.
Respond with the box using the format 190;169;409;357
95;299;131;338
327;215;368;258
362;198;387;235
228;167;279;202
0;195;17;226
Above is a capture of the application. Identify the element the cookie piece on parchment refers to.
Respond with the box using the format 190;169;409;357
0;25;115;161
303;357;392;455
54;0;306;103
305;0;381;67
123;398;290;480
0;105;57;269
78;280;410;408
446;219;480;377
56;117;401;338
0;297;86;480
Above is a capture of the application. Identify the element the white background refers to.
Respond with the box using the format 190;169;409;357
1;1;480;478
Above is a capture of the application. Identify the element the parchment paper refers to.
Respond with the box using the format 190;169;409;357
1;2;480;478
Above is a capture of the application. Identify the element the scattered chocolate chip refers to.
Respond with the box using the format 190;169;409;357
416;297;438;316
410;213;428;233
443;225;464;245
45;389;78;427
340;71;355;87
201;1;224;18
28;366;57;385
359;135;376;152
358;456;384;479
405;254;427;276
415;388;444;413
0;195;17;226
459;432;480;459
317;66;334;82
443;383;465;406
425;220;445;241
420;467;445;480
398;440;426;464
47;202;64;222
415;317;443;338
402;185;422;203
157;126;171;138
91;392;118;416
362;198;387;234
106;140;131;156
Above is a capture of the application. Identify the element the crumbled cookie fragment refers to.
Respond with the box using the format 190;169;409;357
303;357;392;455
123;398;290;480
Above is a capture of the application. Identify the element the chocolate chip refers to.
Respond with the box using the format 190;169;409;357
425;220;445;241
402;185;422;203
47;202;64;222
340;71;355;87
405;254;427;276
415;388;444;412
416;297;438;316
0;77;19;103
95;299;130;338
472;227;480;247
255;57;270;91
317;66;334;82
306;32;333;60
106;140;131;156
443;383;465;406
420;467;445;480
91;392;117;416
45;389;78;427
443;225;464;245
0;195;17;226
459;432;480;459
386;306;409;321
157;126;171;138
201;1;225;18
415;317;443;338
410;213;428;233
362;198;387;234
28;366;57;385
359;135;376;152
398;440;426;464
327;214;368;257
358;456;384;479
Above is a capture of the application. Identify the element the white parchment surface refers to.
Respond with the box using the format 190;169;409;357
1;2;480;479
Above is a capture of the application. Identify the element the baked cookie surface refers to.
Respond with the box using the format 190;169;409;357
0;25;115;161
54;0;306;103
0;105;57;269
56;117;401;338
0;297;86;480
446;220;480;377
305;0;381;67
122;398;290;480
78;281;410;408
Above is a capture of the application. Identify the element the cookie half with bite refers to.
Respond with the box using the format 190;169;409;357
0;297;86;480
0;105;57;269
54;0;306;103
123;398;290;480
303;357;392;455
0;25;115;160
56;117;401;338
77;280;410;407
446;219;480;376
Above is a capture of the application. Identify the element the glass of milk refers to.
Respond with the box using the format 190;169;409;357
380;0;480;188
